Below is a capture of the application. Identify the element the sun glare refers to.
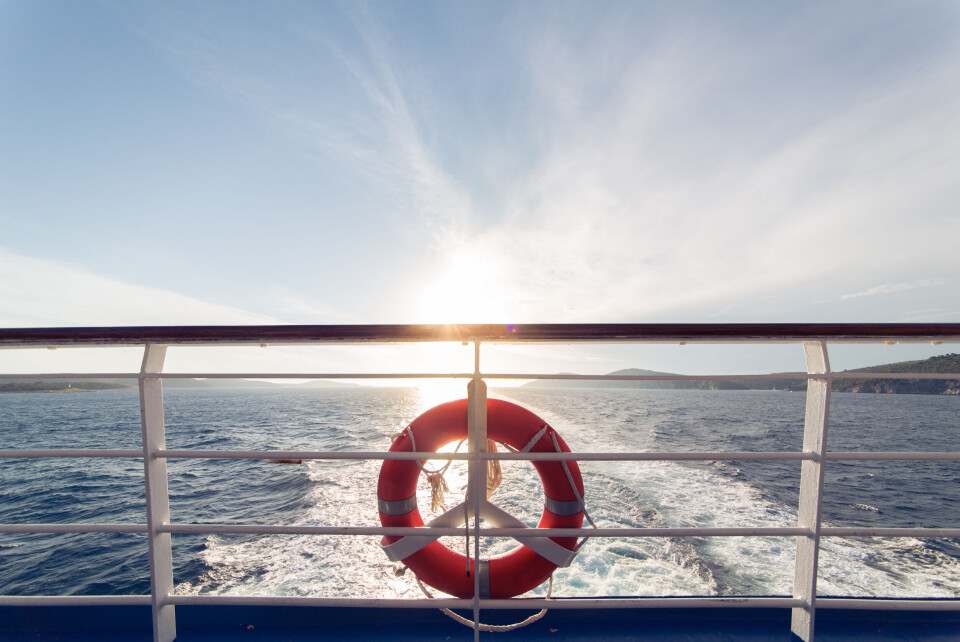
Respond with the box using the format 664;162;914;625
417;250;508;323
414;378;470;414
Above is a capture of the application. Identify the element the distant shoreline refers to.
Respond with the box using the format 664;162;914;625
3;353;958;395
0;382;132;394
0;378;357;394
521;353;960;396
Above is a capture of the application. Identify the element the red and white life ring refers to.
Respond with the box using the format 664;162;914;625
377;398;584;599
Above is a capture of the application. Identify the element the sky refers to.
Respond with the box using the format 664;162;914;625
1;1;959;376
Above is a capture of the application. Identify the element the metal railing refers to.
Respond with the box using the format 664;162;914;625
1;323;960;642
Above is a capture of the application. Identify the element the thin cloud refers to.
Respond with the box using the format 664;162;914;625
422;6;960;322
0;249;279;327
323;3;474;247
841;280;946;301
901;308;960;322
133;3;471;252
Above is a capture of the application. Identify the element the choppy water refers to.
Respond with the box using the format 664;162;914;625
1;386;958;599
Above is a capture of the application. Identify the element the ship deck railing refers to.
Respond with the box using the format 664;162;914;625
1;323;959;641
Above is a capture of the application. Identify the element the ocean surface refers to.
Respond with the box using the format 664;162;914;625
1;386;958;600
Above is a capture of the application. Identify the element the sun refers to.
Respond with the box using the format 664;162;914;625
416;249;508;323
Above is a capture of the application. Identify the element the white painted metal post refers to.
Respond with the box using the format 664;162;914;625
140;344;175;642
791;341;831;641
467;340;487;642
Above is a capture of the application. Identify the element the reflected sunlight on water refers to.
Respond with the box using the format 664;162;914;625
412;379;470;416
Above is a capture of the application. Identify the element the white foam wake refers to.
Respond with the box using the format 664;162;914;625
176;390;960;600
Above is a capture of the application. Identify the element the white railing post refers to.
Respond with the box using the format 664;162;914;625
467;340;486;642
139;344;175;642
791;340;831;641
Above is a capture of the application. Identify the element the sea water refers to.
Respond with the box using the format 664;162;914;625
1;387;958;599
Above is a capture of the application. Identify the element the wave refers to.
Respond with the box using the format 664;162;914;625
7;386;958;600
175;390;960;600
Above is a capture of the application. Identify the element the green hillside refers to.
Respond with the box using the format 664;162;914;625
524;368;751;391
0;380;131;393
522;354;960;395
829;353;960;394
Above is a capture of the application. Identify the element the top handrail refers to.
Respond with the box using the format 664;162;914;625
1;323;960;347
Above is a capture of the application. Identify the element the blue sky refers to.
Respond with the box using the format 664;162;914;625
1;1;959;375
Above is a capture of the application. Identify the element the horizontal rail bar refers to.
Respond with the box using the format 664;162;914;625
159;372;477;380
7;523;954;539
482;597;808;610
817;598;960;611
830;372;960;380
159;449;474;461
9;595;956;611
7;371;960;381
8;595;954;611
7;448;956;464
4;371;957;383
159;524;811;538
156;449;813;461
162;594;806;609
0;372;141;379
163;595;473;609
825;452;960;461
0;523;147;534
0;449;143;459
492;451;812;462
821;527;960;537
0;595;152;606
160;524;471;536
2;323;959;348
0;372;476;380
488;372;960;381
487;372;812;381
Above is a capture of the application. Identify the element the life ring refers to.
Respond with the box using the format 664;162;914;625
378;398;584;599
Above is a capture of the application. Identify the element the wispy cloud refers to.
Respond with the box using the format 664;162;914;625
115;3;960;325
417;5;960;322
841;280;946;301
0;248;278;327
900;307;960;322
337;3;472;246
133;2;471;250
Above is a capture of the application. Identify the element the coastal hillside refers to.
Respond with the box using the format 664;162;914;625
829;353;960;394
0;379;130;393
162;378;357;390
521;354;960;395
522;368;752;391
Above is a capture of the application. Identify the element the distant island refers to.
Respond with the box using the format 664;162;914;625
521;353;960;395
0;380;131;394
0;377;358;394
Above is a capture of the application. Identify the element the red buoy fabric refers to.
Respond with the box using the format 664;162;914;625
377;398;584;599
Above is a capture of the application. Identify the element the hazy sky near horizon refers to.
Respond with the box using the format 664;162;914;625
2;1;959;374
